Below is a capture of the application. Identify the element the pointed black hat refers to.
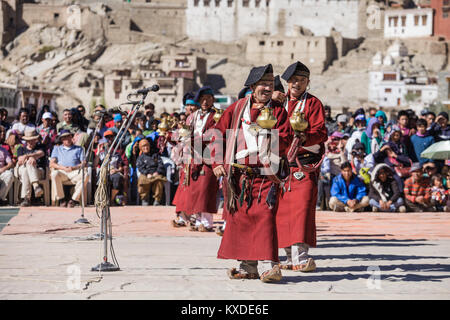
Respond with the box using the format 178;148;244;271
238;86;252;100
244;64;274;87
281;61;310;81
274;75;285;93
194;86;214;102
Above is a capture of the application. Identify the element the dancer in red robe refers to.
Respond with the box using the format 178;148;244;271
171;93;199;227
185;87;219;232
276;61;328;272
212;64;291;282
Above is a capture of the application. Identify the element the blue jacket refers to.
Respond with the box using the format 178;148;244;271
410;134;434;164
331;174;367;204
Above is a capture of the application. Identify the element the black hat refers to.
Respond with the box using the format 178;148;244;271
274;75;285;93
244;64;274;87
281;61;310;81
194;86;214;102
353;108;365;118
352;141;365;151
238;86;252;100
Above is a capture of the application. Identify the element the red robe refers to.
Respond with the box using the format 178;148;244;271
184;110;219;214
212;96;291;261
276;92;328;249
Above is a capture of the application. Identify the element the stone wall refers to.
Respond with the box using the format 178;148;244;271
246;35;335;73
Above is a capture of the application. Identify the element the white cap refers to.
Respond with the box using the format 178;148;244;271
42;112;54;120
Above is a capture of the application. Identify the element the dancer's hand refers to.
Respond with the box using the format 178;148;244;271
213;165;226;178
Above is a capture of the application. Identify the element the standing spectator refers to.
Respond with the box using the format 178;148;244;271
136;138;167;206
403;163;433;212
50;130;87;207
27;104;37;125
329;161;369;212
37;112;57;156
429;112;450;142
16;129;46;206
35;104;51;127
0;108;11;131
336;114;352;135
430;174;449;212
76;105;90;132
410;118;435;164
324;105;337;135
0;143;14;205
366;107;378;126
368;164;405;212
56;109;79;134
8;108;35;138
144;103;155;131
425;111;436;134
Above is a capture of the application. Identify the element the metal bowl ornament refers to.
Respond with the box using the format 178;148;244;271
212;107;224;123
289;110;308;132
256;106;277;129
157;117;169;134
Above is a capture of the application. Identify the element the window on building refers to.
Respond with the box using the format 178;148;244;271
422;15;427;25
401;16;406;27
228;0;233;7
163;98;166;103
242;0;249;7
266;0;270;6
54;13;59;19
255;0;261;8
293;41;296;47
277;41;284;46
414;15;419;26
204;0;210;7
215;0;220;6
383;73;396;81
259;41;265;46
444;0;450;5
385;88;392;93
194;0;200;6
115;92;120;99
393;16;398;27
291;53;294;59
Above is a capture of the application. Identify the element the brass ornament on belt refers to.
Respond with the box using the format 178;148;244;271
212;107;224;123
290;110;308;133
256;106;277;130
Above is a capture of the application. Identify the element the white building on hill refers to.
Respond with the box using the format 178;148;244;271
186;0;365;42
384;8;433;38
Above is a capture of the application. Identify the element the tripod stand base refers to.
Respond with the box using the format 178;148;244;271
91;262;120;272
74;217;90;224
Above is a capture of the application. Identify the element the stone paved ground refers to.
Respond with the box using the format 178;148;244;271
0;206;449;300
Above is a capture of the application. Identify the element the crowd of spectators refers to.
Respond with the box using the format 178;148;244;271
0;102;448;213
319;106;450;212
0;103;178;207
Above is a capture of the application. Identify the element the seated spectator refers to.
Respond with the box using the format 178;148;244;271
423;162;438;178
350;141;375;184
144;103;156;131
37;112;57;156
16;129;46;206
56;109;79;134
336;114;352;135
110;114;131;149
430;174;449;212
345;114;366;160
403;163;433;212
5;130;22;165
0;142;14;205
0;125;12;158
50;130;87;207
136;138;167;206
93;130;129;206
329;161;369;212
361;117;381;155
8;108;35;138
368;164;406;213
410;119;435;164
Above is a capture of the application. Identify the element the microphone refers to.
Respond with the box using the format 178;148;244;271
136;85;160;95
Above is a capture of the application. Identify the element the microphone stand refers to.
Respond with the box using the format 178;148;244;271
91;92;150;272
74;113;105;225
